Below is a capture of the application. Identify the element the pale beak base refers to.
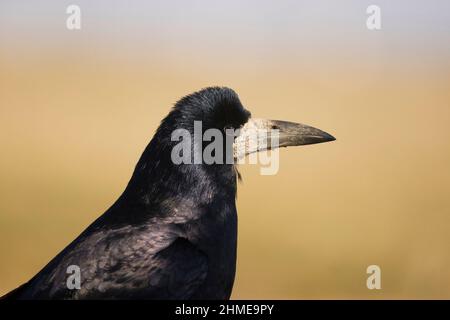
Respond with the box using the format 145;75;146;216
233;118;335;159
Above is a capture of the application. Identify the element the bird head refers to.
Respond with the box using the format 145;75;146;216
161;87;335;162
128;87;335;202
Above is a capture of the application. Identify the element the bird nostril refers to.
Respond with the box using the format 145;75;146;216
271;125;279;130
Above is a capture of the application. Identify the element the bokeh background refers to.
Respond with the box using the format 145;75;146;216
1;0;450;299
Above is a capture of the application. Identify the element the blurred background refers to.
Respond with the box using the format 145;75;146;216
1;0;450;299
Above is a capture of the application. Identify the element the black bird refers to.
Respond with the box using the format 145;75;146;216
2;87;335;300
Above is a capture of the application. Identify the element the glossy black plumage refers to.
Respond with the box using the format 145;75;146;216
4;87;249;300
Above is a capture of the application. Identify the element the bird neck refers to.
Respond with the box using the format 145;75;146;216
120;138;238;214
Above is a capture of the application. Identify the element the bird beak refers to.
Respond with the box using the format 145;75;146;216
233;118;335;159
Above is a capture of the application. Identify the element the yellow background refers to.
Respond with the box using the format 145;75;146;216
1;0;450;298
